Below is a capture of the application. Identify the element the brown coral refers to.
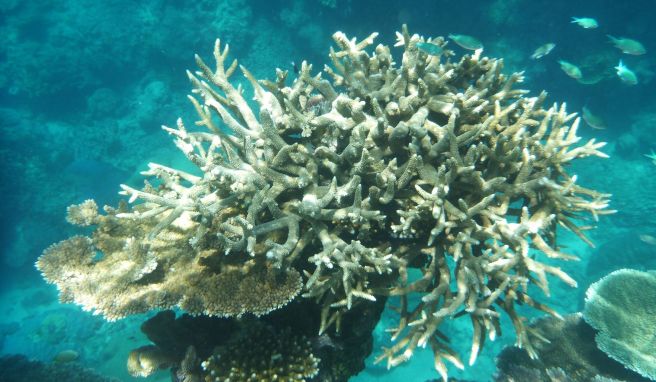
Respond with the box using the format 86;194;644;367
127;345;174;378
200;324;320;382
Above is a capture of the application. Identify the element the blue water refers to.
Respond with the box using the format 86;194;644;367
0;1;654;381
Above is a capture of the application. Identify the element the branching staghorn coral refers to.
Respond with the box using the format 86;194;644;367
37;25;612;380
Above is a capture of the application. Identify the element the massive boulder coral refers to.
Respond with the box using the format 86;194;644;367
37;25;612;379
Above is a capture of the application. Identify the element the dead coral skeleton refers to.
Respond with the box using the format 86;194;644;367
36;25;612;380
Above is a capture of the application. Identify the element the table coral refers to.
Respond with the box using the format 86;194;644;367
37;25;612;380
494;314;651;382
584;269;656;380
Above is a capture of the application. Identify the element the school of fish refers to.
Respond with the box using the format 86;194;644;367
556;17;645;86
444;16;648;158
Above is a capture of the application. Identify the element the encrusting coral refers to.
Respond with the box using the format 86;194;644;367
36;25;612;380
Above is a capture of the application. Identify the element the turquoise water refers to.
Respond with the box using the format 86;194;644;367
0;1;654;381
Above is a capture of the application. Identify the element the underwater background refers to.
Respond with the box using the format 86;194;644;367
0;0;654;381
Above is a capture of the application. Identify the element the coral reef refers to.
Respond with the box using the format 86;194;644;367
201;325;320;382
37;26;612;380
133;298;384;382
37;202;303;319
0;354;121;382
494;314;650;382
583;269;656;380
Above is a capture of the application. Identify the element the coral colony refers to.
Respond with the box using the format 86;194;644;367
37;26;612;381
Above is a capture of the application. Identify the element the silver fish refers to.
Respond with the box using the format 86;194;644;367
571;17;598;29
645;150;656;165
531;43;556;59
582;106;607;130
416;42;444;56
448;34;483;50
558;60;582;79
639;234;656;246
615;60;638;85
608;35;646;55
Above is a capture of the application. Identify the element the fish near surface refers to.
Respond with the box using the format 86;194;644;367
448;34;483;50
571;17;598;29
531;43;556;59
608;35;646;55
615;60;638;85
558;60;582;79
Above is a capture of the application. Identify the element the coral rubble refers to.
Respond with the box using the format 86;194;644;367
37;26;612;380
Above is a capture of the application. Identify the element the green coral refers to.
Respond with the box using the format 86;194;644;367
36;25;612;380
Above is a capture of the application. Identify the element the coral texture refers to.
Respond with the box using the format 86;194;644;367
201;324;320;382
0;354;121;382
583;269;656;380
37;26;611;379
132;299;385;382
494;314;650;382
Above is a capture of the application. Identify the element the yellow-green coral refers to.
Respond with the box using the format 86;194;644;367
36;25;612;380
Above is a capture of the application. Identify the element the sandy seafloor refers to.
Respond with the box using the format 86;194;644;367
0;0;654;381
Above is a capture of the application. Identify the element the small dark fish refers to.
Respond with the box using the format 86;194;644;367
312;333;343;351
291;61;299;75
416;42;443;56
53;349;79;363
